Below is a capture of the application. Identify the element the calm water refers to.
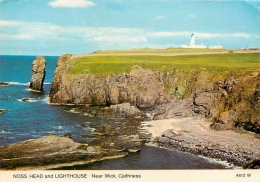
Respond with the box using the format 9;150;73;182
0;55;230;169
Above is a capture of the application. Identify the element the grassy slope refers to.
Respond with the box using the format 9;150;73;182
68;53;260;77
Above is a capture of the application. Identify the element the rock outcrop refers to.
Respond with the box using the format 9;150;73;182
0;82;9;86
49;55;165;108
0;109;8;115
74;102;145;118
29;56;46;91
210;73;260;133
0;136;127;170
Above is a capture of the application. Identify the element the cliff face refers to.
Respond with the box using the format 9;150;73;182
210;72;260;133
49;55;165;108
29;56;46;91
49;54;260;133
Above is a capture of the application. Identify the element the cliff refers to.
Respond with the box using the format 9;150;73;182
49;52;260;133
29;56;46;91
50;55;164;108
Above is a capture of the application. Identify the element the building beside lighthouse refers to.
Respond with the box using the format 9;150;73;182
209;45;223;49
179;33;206;49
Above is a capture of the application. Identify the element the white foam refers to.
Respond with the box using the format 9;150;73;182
41;95;51;104
69;108;80;113
198;155;240;169
16;133;27;136
25;88;42;93
8;82;29;86
0;131;10;134
46;131;56;134
53;126;63;129
17;98;38;103
44;82;52;85
83;127;95;132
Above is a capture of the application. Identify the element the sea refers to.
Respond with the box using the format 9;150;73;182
0;55;233;169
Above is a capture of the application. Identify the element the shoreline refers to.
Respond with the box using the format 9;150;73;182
1;114;259;169
141;117;260;167
145;143;238;169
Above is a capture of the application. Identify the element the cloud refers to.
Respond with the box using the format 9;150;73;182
48;0;95;8
0;20;255;42
147;31;252;39
0;33;33;40
93;35;146;42
155;16;165;21
196;32;251;38
0;20;146;43
0;20;22;26
1;20;258;54
148;31;190;37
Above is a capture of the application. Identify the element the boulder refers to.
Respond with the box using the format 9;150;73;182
29;56;46;91
21;97;30;102
0;109;8;115
0;82;8;86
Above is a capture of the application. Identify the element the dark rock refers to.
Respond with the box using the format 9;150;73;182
29;56;46;91
244;158;260;169
235;121;260;134
72;103;146;119
0;109;8;115
0;82;9;86
63;133;72;139
21;97;30;102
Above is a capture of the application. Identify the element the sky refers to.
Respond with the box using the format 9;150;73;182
0;0;259;55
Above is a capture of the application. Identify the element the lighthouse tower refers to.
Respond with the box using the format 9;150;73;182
179;33;206;49
190;33;195;46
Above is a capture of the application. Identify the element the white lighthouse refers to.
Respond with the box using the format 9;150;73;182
179;33;206;49
190;33;195;46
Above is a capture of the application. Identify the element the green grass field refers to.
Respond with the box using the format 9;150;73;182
68;52;260;77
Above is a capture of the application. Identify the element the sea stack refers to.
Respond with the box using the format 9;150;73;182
29;56;46;91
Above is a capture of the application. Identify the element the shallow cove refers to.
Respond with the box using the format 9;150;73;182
52;145;231;170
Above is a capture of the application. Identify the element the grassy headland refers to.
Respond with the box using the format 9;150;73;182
68;51;259;77
67;50;259;105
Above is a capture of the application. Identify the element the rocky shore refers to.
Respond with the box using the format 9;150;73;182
0;136;127;170
0;105;259;169
0;109;148;170
141;117;260;168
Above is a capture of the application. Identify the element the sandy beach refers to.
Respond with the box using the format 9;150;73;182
141;117;260;167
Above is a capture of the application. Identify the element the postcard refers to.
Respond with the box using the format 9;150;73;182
0;0;259;181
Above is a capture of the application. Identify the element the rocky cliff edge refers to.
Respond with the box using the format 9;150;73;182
49;54;260;133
